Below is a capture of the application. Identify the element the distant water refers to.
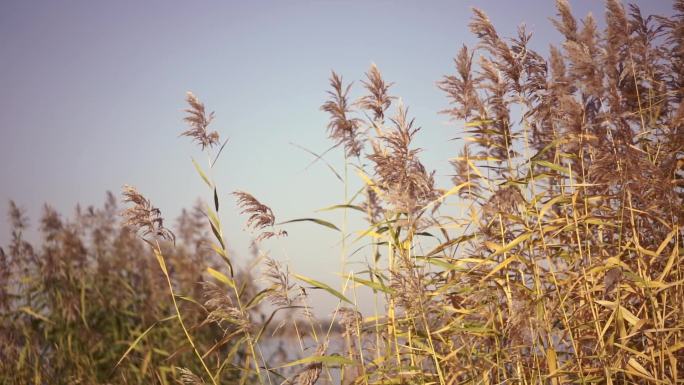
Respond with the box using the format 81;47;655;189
259;333;365;384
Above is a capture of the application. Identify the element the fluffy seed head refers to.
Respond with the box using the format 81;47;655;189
177;368;205;385
182;92;220;150
263;257;301;307
358;63;394;122
120;185;175;242
368;103;437;215
233;191;287;242
321;71;364;158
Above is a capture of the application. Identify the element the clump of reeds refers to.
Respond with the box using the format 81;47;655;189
0;193;248;384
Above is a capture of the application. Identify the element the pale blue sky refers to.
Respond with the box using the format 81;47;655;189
0;0;674;313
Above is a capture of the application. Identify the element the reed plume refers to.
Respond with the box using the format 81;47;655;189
263;257;301;307
321;71;364;158
282;343;327;385
368;102;437;215
202;281;252;333
357;63;394;123
120;185;175;242
182;92;220;150
177;367;205;385
438;45;480;121
233;191;286;242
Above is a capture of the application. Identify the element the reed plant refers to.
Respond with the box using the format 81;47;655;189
1;1;683;384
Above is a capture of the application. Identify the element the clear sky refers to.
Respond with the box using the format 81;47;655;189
0;0;674;313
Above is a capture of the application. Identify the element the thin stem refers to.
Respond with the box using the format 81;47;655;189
152;241;218;385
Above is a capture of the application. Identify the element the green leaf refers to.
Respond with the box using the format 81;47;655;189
464;119;494;127
279;218;340;231
490;232;532;256
423;182;471;210
205;206;221;233
289;142;344;183
210;138;230;168
209;221;225;250
480;254;519;282
18;307;54;324
294;274;352;304
529;137;565;161
415;231;435;238
174;295;205;310
211;243;233;277
244;288;272;310
278;354;355;369
114;315;175;369
350;276;394;294
316;204;366;213
355;218;399;242
539;195;570;218
191;157;213;188
417;257;463;271
426;234;475;257
207;267;235;288
533;160;570;175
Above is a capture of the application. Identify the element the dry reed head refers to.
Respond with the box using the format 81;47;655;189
182;92;220;150
389;257;430;317
552;0;578;42
285;343;327;385
293;364;321;385
481;185;525;217
357;63;394;122
438;45;480;121
337;307;362;337
321;71;364;158
0;247;9;311
8;200;29;231
360;186;383;223
7;201;34;259
177;367;205;385
368;102;437;215
201;281;252;333
233;191;286;242
120;185;175;242
263;257;300;307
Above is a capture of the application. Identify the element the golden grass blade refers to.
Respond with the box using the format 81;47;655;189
294;273;353;305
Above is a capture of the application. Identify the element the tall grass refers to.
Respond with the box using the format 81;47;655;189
1;1;683;384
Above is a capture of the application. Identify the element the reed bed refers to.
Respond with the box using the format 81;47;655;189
1;1;683;384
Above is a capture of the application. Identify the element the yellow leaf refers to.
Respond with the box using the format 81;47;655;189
491;232;532;257
626;357;653;379
595;300;640;326
480;255;518;282
207;267;235;288
19;307;54;325
657;234;679;282
357;170;383;197
546;348;559;385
